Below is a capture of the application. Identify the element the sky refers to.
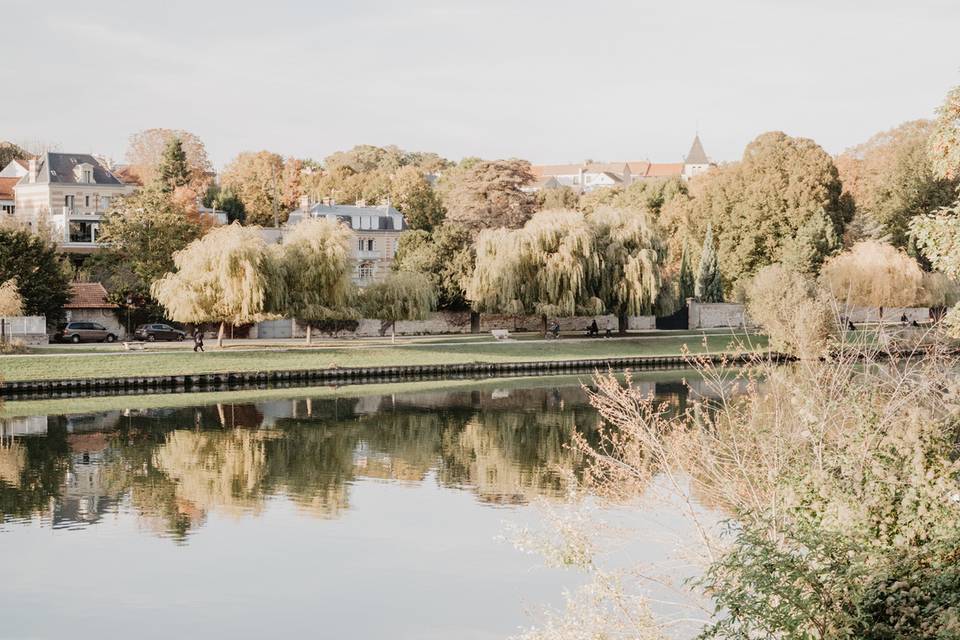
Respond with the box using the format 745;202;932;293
3;0;959;170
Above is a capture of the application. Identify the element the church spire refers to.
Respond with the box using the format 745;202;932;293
684;134;709;165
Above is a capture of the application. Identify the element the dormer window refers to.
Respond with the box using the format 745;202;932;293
73;163;95;184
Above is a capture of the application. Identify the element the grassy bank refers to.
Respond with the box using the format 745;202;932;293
0;333;765;383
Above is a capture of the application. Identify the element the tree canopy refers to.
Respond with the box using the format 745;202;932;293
221;151;302;226
389;165;445;231
820;240;924;309
152;223;284;345
125;128;212;190
360;271;436;342
0;278;24;317
393;223;474;310
835;120;956;250
156;137;191;193
440;159;536;231
929;85;960;180
662;132;852;289
0;227;70;321
695;223;723;302
277;218;356;343
0;142;28;170
467;208;664;320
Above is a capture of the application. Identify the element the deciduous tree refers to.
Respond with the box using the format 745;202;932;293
441;159;536;231
819;240;924;312
220;151;287;227
125;128;213;191
929;85;960;180
393;223;474;310
0;142;28;170
277;218;355;344
359;271;436;342
152;223;284;346
389;165;445;231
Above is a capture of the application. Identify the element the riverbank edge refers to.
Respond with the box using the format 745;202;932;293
0;352;781;401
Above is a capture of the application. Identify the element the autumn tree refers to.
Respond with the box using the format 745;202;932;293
0;142;28;169
929;85;960;180
277;218;355;344
125;128;213;191
390;165;445;231
360;271;436;342
537;185;579;211
441;159;536;231
695;223;723;302
579;177;687;217
835;120;956;250
0;278;23;317
662;132;852;289
152;223;284;346
221;152;302;227
819;241;924;314
0;227;70;321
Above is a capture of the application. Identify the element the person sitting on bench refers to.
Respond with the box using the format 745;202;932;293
587;319;599;337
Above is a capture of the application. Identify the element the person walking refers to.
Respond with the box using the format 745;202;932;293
193;328;205;353
588;319;599;337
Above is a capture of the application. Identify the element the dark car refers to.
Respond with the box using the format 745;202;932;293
134;323;187;342
55;322;117;343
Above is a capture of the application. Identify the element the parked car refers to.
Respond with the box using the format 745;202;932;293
55;322;117;343
134;324;187;342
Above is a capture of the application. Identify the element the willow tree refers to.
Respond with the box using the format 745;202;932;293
819;241;923;316
588;207;665;328
152;223;284;347
278;218;356;344
467;208;664;332
0;278;24;343
360;271;436;343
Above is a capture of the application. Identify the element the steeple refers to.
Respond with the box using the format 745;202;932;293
684;134;709;165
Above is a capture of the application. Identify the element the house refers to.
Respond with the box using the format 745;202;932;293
285;198;407;285
530;135;715;193
0;158;29;215
63;282;125;337
11;152;135;253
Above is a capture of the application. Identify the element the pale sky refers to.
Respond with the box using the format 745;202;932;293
4;0;959;169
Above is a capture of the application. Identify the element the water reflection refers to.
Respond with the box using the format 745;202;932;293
0;378;696;541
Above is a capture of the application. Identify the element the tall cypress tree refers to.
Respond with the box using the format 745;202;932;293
677;240;695;304
695;223;723;302
157;137;191;192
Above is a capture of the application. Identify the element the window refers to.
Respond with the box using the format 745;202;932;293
366;239;374;252
99;196;110;211
65;195;75;209
359;262;374;280
358;238;365;252
69;221;94;243
84;195;90;207
83;169;92;183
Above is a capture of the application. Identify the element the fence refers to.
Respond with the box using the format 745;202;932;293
0;316;48;345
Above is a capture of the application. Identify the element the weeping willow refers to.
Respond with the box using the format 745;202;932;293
279;218;357;343
467;208;665;320
0;278;24;317
152;223;285;346
360;271;437;342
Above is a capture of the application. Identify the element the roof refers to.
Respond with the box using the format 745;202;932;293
684;135;709;164
32;152;124;186
0;177;17;200
110;164;143;186
12;158;29;170
65;283;117;309
299;203;407;231
643;163;685;178
531;162;632;178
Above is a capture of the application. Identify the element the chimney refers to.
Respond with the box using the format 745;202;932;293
28;158;37;183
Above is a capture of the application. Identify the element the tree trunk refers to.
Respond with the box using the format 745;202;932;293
391;322;396;344
470;311;480;334
618;314;628;335
542;314;548;335
218;321;226;348
305;323;312;345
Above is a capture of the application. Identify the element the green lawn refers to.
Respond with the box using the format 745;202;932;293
0;333;766;383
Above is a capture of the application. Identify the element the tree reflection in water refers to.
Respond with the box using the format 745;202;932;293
0;379;691;541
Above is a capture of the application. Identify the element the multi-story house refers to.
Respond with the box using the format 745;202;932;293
529;135;715;193
11;152;135;253
0;158;29;215
285;198;407;285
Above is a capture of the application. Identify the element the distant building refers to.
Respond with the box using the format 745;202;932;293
284;198;407;285
529;135;715;193
10;152;135;253
0;158;29;216
63;282;124;337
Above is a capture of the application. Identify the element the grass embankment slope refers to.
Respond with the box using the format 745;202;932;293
0;333;766;383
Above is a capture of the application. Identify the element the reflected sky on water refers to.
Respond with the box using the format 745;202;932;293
0;374;712;639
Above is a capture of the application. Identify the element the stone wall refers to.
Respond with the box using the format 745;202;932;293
688;302;754;330
285;312;657;339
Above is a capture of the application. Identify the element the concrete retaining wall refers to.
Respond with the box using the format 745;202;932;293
1;315;49;345
688;302;753;330
845;307;930;323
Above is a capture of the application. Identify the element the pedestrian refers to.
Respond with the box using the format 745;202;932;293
193;327;204;352
588;319;599;337
605;319;613;338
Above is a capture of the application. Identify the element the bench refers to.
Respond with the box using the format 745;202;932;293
490;329;511;341
122;341;147;351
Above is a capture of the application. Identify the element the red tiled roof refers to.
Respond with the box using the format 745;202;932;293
0;176;17;199
13;158;29;169
643;163;684;177
65;282;118;309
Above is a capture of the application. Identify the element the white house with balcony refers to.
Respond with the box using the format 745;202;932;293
10;152;135;253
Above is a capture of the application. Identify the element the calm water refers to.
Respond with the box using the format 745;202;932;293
0;375;702;640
